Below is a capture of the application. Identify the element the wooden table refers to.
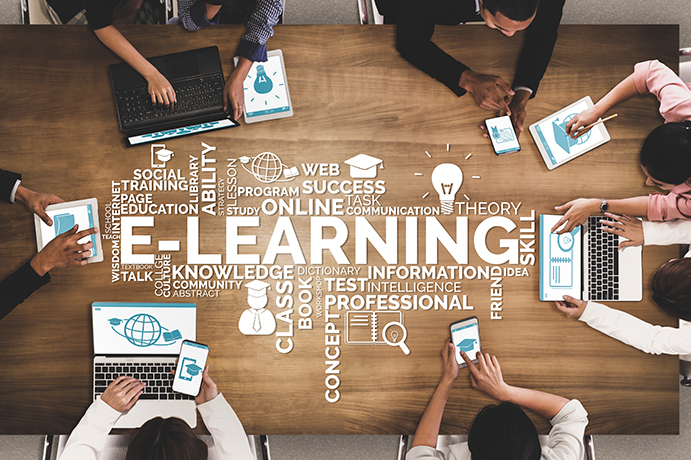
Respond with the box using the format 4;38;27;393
0;24;680;435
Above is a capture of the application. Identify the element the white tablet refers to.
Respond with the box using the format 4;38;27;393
234;49;293;124
34;198;103;263
529;96;611;170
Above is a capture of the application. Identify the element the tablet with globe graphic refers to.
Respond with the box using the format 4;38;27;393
529;96;611;170
92;302;196;355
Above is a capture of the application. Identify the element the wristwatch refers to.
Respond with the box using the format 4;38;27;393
600;198;609;213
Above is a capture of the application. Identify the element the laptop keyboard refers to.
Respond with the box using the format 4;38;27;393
94;357;193;401
116;75;224;126
587;216;619;301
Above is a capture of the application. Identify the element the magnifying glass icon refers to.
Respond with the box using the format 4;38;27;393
382;321;410;355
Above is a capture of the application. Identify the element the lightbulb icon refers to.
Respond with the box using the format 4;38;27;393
431;163;463;215
254;65;274;94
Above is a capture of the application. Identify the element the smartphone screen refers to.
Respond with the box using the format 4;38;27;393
172;340;209;396
450;317;481;367
485;115;521;155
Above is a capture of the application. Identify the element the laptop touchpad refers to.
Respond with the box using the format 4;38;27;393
165;55;199;80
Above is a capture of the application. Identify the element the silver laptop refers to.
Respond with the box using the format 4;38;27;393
91;302;197;428
539;215;642;302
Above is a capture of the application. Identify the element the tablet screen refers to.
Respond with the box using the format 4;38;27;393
243;54;291;119
533;98;606;167
39;203;98;257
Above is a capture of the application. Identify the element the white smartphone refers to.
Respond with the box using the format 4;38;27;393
450;316;481;368
172;340;209;396
485;115;521;155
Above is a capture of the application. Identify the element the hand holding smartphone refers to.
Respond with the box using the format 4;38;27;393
172;340;210;397
450;316;481;368
485;115;521;155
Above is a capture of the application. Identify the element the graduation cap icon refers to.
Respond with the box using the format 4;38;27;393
108;318;122;326
344;154;384;179
456;338;477;352
185;362;203;377
246;279;270;298
155;148;174;163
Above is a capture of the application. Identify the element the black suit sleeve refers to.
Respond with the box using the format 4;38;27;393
0;261;51;322
395;0;476;97
511;0;565;97
0;168;21;204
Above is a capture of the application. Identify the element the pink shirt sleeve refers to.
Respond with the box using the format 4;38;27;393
633;60;691;123
647;183;691;221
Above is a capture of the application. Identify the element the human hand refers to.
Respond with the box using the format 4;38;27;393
147;71;176;108
224;70;245;120
600;213;643;249
507;90;530;139
195;366;219;404
30;225;98;276
14;185;64;226
564;106;602;139
551;198;601;234
441;339;460;384
460;70;514;113
101;376;145;412
461;351;511;401
555;295;587;319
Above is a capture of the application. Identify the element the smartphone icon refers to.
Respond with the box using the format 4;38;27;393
172;340;209;396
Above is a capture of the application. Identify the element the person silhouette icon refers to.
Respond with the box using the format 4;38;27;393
238;280;277;335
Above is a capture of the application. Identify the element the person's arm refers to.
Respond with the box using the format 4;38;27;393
461;352;568;420
93;26;177;107
177;0;221;32
647;185;691;222
195;367;254;460
641;219;691;247
0;261;50;321
59;377;144;460
633;60;691;123
0;168;21;204
411;341;459;448
551;197;649;234
556;297;691;355
565;74;638;138
14;185;64;225
223;0;283;119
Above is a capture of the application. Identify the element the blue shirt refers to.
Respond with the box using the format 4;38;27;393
177;0;283;62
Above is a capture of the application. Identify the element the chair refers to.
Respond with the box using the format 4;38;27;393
681;48;691;83
357;0;383;25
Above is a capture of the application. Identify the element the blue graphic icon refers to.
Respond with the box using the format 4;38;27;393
552;114;592;154
108;313;182;347
548;229;579;288
456;338;477;352
178;357;202;381
54;213;75;236
491;125;516;144
254;65;274;94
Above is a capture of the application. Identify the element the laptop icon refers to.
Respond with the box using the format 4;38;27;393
539;214;642;302
92;302;197;428
109;46;239;142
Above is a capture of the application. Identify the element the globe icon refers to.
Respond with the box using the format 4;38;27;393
123;314;162;347
250;152;284;183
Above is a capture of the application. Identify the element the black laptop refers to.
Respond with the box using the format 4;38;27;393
109;46;239;144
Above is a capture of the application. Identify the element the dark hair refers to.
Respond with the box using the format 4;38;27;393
651;257;691;322
639;121;691;185
467;402;541;460
482;0;540;22
126;417;208;460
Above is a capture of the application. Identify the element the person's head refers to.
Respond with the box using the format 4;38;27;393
479;0;539;37
639;120;691;190
651;257;691;322
467;401;541;460
126;417;208;460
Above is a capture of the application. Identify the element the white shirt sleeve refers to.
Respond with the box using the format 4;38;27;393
197;393;254;460
9;179;20;203
643;220;691;250
580;301;691;355
407;443;470;460
58;398;122;460
541;400;588;460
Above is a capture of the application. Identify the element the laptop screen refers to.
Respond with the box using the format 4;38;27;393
539;215;582;301
92;302;196;355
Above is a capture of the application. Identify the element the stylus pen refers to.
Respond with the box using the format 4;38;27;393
572;113;618;135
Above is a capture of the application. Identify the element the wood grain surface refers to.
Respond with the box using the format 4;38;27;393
0;24;681;435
